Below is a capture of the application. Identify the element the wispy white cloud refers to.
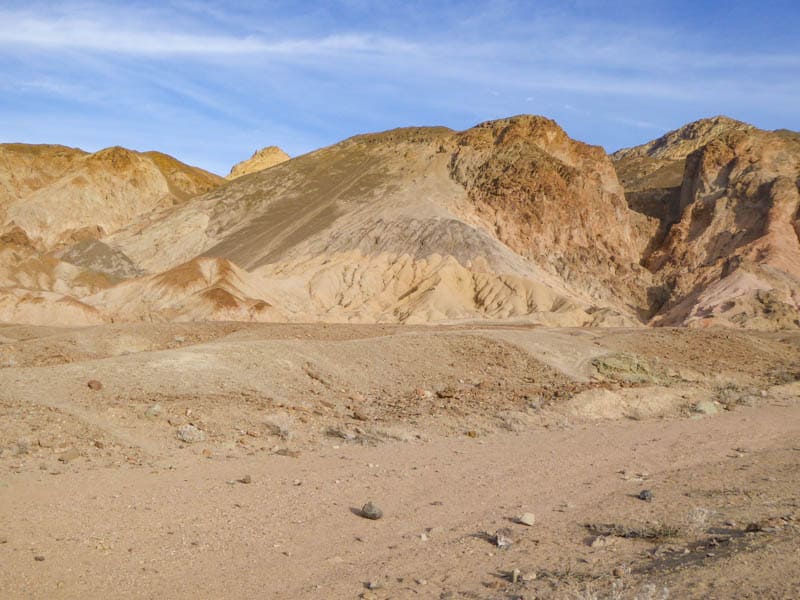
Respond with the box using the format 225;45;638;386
0;1;797;172
0;10;416;57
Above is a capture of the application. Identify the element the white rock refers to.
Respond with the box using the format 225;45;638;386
516;512;536;526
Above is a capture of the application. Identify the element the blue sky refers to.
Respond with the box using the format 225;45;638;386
1;0;798;175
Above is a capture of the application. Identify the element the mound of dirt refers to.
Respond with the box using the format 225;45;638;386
0;287;101;326
85;257;281;322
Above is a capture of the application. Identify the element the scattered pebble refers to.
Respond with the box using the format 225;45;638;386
366;581;382;590
239;475;252;484
176;424;206;444
637;489;653;502
34;555;45;562
516;512;536;526
511;568;521;583
494;528;514;549
15;438;30;455
275;448;301;458
693;400;719;415
352;407;370;421
360;502;383;520
144;404;163;418
58;448;81;463
87;379;103;391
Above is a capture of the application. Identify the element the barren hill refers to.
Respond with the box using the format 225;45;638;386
102;116;646;325
0;143;223;250
1;115;798;328
227;146;290;180
0;144;224;324
614;118;800;329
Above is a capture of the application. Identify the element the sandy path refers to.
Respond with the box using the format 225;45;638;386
2;402;799;599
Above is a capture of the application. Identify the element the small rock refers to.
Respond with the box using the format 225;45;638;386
466;430;478;438
436;386;456;399
173;335;186;343
87;379;103;391
326;426;355;441
352;407;370;421
144;404;163;418
360;502;383;520
590;535;610;548
511;568;521;583
494;528;514;549
637;489;653;502
275;448;301;458
516;512;536;526
613;565;630;577
15;438;30;455
58;447;81;463
34;555;45;561
366;581;382;590
694;400;719;415
239;475;252;484
176;424;206;444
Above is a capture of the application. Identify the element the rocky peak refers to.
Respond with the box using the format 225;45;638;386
613;116;754;161
227;146;290;180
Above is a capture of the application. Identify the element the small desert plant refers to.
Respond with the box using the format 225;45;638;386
685;506;715;535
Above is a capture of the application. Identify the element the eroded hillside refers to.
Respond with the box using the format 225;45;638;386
1;115;798;328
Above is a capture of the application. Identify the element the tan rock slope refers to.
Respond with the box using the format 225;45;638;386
0;143;224;324
103;116;645;324
0;143;223;250
226;146;290;180
86;257;281;322
614;118;800;329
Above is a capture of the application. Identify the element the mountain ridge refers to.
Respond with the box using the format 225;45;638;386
1;114;797;329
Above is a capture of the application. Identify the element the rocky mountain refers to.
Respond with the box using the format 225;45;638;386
646;130;799;328
97;116;645;325
1;115;797;328
226;146;290;180
0;143;224;324
0;144;223;250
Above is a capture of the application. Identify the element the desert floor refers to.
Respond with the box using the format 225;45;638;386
1;322;798;599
